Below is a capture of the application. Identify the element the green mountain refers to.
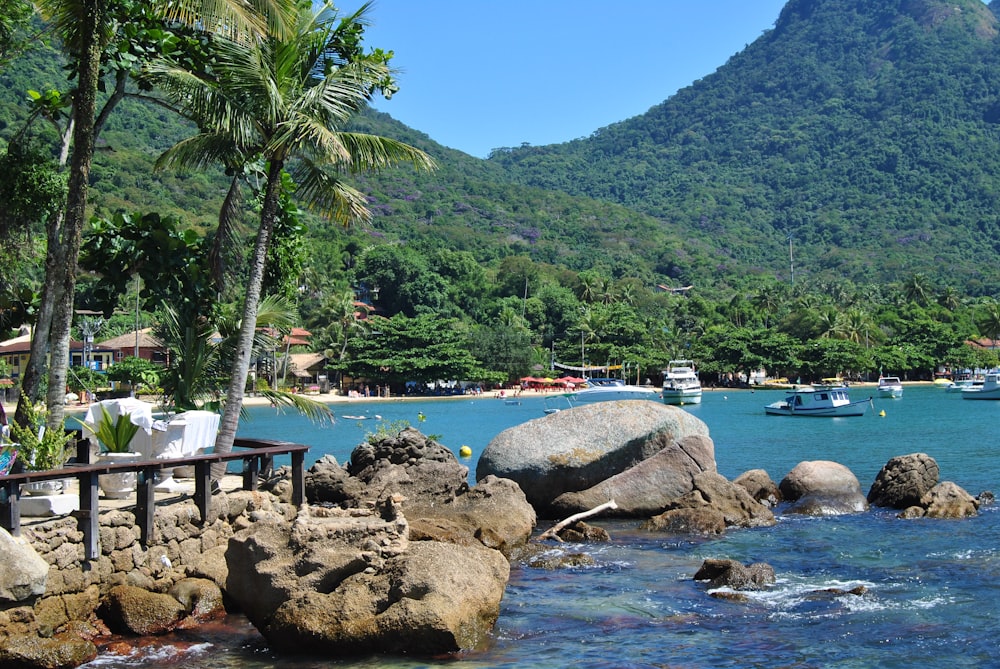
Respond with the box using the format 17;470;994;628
6;0;1000;297
485;0;1000;293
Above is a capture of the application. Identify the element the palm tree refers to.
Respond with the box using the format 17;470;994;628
977;300;1000;348
146;1;434;457
19;0;288;435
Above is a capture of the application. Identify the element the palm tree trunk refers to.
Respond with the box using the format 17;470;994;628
214;159;285;465
37;0;104;435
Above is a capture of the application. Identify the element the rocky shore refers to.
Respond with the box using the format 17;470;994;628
0;400;988;668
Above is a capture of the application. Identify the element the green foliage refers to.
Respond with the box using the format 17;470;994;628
9;402;73;470
75;404;139;453
366;419;411;445
67;365;103;395
105;356;160;391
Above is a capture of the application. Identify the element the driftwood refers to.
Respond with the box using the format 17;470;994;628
537;499;618;542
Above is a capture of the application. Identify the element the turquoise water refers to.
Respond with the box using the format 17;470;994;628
83;386;1000;668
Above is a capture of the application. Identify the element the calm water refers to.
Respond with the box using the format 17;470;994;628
83;386;1000;668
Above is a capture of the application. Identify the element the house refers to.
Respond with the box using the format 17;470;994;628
286;352;328;389
0;333;115;378
97;328;169;364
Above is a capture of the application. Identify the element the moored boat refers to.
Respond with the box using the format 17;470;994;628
764;385;872;417
961;372;1000;400
661;360;702;405
877;376;903;399
565;378;661;404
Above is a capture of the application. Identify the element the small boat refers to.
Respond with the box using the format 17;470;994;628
961;372;1000;400
876;376;903;399
565;378;661;404
944;378;981;393
661;359;703;405
764;385;872;417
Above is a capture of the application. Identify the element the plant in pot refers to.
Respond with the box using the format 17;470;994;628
76;404;142;499
9;403;75;495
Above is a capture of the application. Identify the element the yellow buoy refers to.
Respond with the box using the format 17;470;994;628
879;410;886;417
459;445;472;458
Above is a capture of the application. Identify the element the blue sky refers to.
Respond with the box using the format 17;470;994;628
359;1;788;158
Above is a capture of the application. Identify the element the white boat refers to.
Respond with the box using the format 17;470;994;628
764;386;872;417
876;376;903;399
661;360;703;405
565;378;661;404
944;378;981;393
961;372;1000;400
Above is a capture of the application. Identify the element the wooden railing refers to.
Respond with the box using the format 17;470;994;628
0;438;309;560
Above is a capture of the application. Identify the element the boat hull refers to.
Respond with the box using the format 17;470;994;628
764;400;870;417
877;388;902;399
961;389;1000;400
661;388;703;405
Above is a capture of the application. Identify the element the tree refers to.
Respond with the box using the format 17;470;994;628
19;0;286;436
145;0;434;458
340;313;480;389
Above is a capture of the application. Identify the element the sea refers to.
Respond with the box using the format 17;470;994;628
82;384;1000;668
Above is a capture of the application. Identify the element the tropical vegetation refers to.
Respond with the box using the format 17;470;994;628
4;0;1000;466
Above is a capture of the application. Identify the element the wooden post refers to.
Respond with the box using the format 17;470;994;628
243;456;260;491
194;461;211;523
291;450;305;507
78;471;100;560
0;479;20;536
136;466;156;545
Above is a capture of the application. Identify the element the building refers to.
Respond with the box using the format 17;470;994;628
97;328;169;364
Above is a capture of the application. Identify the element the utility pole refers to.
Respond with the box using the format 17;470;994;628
788;233;795;286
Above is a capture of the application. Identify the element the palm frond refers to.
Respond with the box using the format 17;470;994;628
289;158;371;225
255;389;334;425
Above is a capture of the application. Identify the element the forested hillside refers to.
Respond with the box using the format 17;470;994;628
8;0;1000;297
488;0;1000;293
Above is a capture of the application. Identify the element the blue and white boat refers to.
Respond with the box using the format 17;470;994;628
961;371;1000;400
764;385;872;417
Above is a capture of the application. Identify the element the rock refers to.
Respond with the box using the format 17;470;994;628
349;428;469;502
786;493;869;515
261;539;509;655
693;558;775;590
642;507;727;535
405;476;535;559
305;454;366;505
921;481;978;518
0;632;97;669
779;461;869;515
550;434;717;517
733;469;782;507
0;528;49;603
554;521;610;543
100;585;186;635
645;472;775;532
478;402;712;516
168;578;226;627
867;453;940;509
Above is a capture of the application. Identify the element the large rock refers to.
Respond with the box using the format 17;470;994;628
309;429;535;556
550;434;716;517
693;558;776;590
0;528;49;602
0;632;97;669
224;509;508;655
478;401;712;516
100;585;187;635
867;453;940;509
779;460;869;515
919;481;978;518
644;471;776;533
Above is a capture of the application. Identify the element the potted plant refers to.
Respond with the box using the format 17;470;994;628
9;403;74;495
76;404;142;498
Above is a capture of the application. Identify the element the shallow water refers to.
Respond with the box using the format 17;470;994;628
82;386;1000;668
